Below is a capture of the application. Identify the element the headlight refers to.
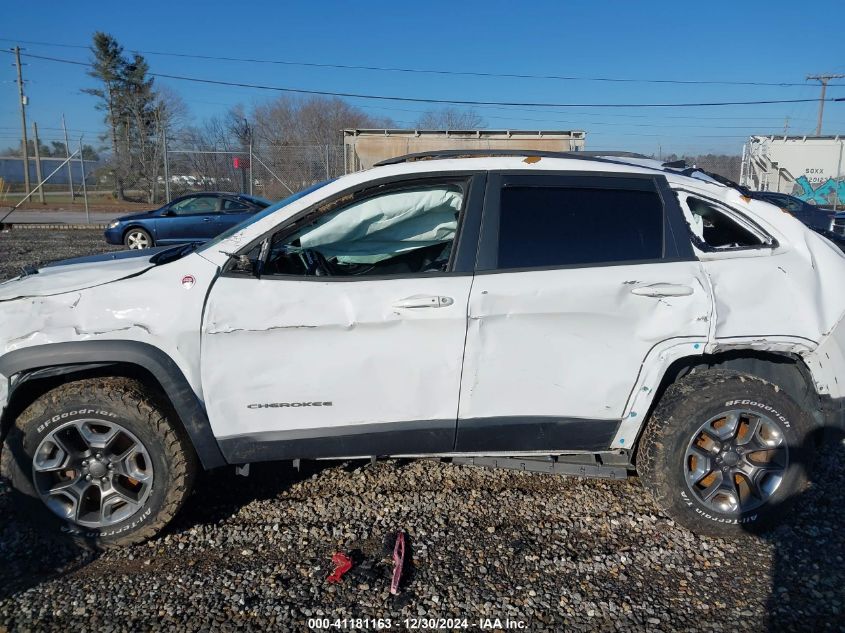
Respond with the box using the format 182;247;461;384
108;220;120;229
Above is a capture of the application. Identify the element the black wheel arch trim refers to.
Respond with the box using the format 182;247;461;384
0;340;225;469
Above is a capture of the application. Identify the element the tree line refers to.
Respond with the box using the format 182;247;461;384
1;139;99;161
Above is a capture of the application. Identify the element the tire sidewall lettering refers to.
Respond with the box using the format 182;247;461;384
59;507;153;538
678;395;797;526
35;409;119;436
723;399;791;428
680;491;758;524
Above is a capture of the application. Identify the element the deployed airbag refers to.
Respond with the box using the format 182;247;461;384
297;186;462;264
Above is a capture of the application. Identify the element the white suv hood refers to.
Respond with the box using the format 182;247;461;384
0;251;157;301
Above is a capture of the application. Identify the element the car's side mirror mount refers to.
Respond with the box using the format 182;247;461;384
226;253;258;276
162;208;175;217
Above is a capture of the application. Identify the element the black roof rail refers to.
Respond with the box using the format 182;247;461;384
373;149;648;167
660;160;752;195
580;151;650;158
372;149;755;195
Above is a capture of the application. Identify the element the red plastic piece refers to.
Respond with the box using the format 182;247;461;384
327;552;353;583
390;532;405;595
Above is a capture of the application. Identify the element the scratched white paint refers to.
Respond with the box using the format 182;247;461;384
610;183;845;447
201;274;473;438
459;262;712;425
0;256;156;301
0;253;219;402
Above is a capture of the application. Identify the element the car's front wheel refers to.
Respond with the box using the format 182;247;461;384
124;228;153;249
1;377;196;548
637;369;813;537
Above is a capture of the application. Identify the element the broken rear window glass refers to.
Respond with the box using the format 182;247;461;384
682;196;765;250
264;183;464;277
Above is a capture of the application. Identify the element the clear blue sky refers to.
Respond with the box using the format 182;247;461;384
2;0;843;156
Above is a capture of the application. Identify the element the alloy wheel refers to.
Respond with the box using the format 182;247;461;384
126;231;150;249
31;419;154;527
683;409;788;514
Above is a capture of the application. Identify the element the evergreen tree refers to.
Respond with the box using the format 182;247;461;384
84;33;174;202
83;32;127;199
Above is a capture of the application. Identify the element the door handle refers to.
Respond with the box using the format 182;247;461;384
202;217;213;222
630;283;694;298
392;295;454;309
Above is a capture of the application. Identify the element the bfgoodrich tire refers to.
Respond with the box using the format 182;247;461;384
0;377;196;548
637;369;813;538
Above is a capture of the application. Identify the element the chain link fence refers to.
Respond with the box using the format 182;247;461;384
164;145;346;202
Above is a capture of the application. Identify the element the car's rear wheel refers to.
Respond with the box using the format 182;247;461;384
1;377;196;548
124;228;153;249
637;369;813;537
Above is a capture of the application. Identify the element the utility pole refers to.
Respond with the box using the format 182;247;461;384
807;73;845;136
14;46;31;195
31;122;45;203
783;116;790;135
78;137;89;223
162;128;171;203
62;114;74;200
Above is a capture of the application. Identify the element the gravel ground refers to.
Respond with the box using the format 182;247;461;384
0;228;121;278
1;229;844;632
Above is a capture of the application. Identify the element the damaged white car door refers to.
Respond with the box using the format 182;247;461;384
456;173;713;452
675;189;842;344
200;175;484;462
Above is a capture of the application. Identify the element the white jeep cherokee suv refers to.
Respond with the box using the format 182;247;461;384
2;151;844;546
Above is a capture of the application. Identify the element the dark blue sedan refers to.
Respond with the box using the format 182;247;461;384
749;191;830;229
749;190;845;251
104;192;271;249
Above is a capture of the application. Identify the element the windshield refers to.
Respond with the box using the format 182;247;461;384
198;179;335;253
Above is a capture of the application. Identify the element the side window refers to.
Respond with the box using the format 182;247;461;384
222;199;250;212
495;186;663;269
170;196;219;215
681;195;765;250
262;183;465;277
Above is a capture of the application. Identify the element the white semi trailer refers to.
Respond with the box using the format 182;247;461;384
343;129;587;172
740;135;844;207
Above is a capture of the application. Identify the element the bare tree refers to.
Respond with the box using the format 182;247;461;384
415;107;485;130
247;96;392;196
251;96;390;147
118;58;187;203
172;96;393;198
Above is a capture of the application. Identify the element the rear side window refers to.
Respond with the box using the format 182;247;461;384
222;199;250;212
682;196;765;250
496;186;663;269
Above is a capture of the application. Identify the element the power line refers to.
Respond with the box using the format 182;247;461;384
2;36;844;88
6;50;844;110
159;91;827;122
